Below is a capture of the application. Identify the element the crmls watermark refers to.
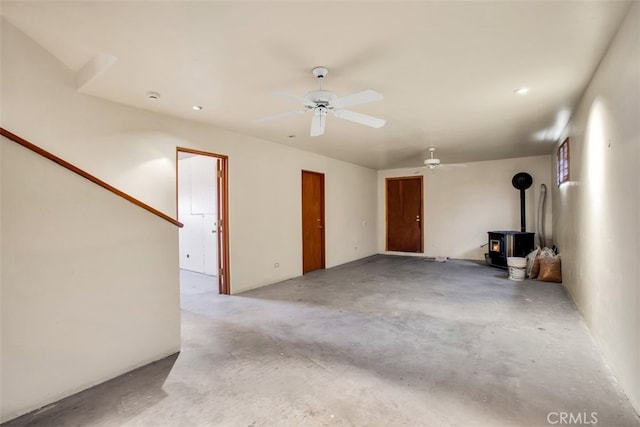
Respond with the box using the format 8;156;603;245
547;411;598;425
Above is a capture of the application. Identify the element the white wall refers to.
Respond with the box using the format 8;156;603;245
0;138;181;422
378;156;552;260
551;2;639;414
228;139;377;291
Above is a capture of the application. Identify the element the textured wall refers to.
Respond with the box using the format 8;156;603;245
551;2;639;414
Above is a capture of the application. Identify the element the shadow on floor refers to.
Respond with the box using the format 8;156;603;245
3;353;179;427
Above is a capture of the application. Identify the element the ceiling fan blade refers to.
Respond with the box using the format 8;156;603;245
331;89;383;109
333;109;386;128
273;91;316;108
310;109;326;136
254;110;305;124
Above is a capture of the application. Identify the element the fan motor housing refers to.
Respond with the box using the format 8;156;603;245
424;158;440;166
305;90;337;106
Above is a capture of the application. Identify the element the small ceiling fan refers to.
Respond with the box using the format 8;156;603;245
405;147;465;173
423;147;468;172
255;67;386;137
424;147;441;169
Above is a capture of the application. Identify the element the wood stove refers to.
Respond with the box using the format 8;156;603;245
487;231;534;268
486;172;536;268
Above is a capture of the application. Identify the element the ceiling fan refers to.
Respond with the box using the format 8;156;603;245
408;147;465;172
255;67;386;137
424;147;441;169
424;147;467;172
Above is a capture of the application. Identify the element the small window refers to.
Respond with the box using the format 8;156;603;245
557;138;570;185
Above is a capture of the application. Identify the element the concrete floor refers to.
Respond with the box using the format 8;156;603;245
4;255;639;426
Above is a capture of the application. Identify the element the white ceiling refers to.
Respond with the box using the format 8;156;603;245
1;1;631;169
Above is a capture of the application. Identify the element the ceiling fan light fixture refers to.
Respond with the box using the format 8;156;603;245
310;106;328;137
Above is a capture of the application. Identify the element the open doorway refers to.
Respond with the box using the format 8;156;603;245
176;148;229;295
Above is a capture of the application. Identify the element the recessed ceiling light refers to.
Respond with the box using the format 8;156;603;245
192;105;203;111
513;87;529;95
146;91;160;100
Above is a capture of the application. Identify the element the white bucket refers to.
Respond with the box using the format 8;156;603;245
508;266;526;281
507;257;527;281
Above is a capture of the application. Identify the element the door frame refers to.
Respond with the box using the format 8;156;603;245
301;170;326;274
176;147;230;295
385;175;424;253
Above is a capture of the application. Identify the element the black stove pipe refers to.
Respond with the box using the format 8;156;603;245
512;172;533;232
520;189;526;232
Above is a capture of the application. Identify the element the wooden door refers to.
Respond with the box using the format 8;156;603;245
302;170;325;274
386;176;423;253
216;157;230;294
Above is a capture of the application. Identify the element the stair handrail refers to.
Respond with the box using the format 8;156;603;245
1;127;183;228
